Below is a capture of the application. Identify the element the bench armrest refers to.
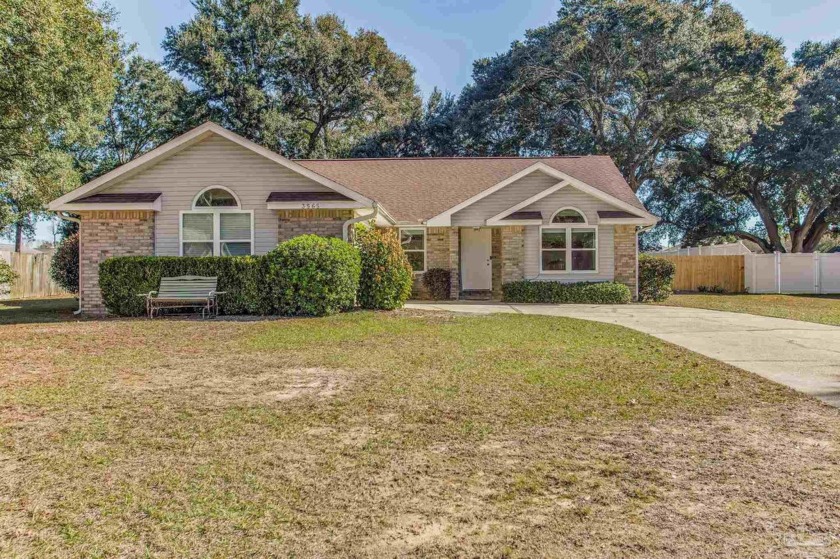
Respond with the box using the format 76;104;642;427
210;291;227;297
138;291;158;298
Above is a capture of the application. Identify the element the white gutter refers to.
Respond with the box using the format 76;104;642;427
54;213;83;315
343;203;387;241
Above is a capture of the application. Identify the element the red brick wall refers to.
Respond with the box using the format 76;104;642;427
79;210;155;315
277;209;354;242
613;224;638;297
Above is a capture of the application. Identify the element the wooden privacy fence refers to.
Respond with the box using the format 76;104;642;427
0;251;70;299
657;255;745;293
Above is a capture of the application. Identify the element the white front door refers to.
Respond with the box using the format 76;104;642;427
460;228;492;290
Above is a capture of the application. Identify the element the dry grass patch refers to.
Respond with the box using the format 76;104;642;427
0;301;838;557
655;293;840;326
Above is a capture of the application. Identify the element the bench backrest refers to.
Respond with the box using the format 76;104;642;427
157;276;218;299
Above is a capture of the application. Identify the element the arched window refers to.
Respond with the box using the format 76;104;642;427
541;207;597;273
550;208;586;224
193;186;240;208
181;186;253;257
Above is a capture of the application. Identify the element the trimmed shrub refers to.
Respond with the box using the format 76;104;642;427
50;233;80;294
638;255;676;302
355;227;413;310
0;258;18;297
266;235;361;316
99;256;268;316
422;268;451;300
502;280;631;304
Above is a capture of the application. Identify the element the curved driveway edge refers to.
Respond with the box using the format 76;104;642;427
405;302;840;408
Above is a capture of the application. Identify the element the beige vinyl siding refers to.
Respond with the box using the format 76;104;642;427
520;188;625;282
105;136;332;255
451;171;560;226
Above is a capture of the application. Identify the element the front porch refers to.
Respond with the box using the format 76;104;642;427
411;226;527;301
411;225;638;301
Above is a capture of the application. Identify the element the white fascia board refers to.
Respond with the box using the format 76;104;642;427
48;122;375;210
599;217;659;226
488;219;543;226
55;198;162;212
267;201;368;210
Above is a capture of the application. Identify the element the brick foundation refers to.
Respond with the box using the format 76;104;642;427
613;224;638;297
79;210;155;315
277;209;354;241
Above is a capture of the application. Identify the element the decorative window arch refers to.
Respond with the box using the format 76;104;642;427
181;186;253;257
540;207;597;274
192;185;241;209
549;207;587;224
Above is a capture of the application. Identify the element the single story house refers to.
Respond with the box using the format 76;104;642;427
48;122;658;315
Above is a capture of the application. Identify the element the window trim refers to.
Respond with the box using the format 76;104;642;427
179;209;255;257
399;226;427;274
539;223;599;275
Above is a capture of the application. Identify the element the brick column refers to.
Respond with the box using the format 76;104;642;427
613;225;637;297
500;226;525;284
79;210;155;316
448;227;460;299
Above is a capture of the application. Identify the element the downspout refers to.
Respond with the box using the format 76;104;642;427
343;202;387;242
54;213;83;315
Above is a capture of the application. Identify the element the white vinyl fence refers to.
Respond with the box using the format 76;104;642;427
745;252;840;294
653;241;753;256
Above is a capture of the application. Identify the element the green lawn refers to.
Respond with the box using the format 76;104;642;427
1;299;838;557
655;293;840;326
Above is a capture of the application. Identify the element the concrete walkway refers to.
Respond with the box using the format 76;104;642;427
405;302;840;407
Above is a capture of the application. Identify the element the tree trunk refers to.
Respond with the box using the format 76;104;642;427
14;220;23;253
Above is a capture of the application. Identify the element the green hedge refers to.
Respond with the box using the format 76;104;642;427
265;235;361;316
638;255;676;302
99;256;268;317
502;280;631;304
355;227;413;310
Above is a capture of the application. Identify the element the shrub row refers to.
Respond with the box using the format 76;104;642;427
638;255;676;302
502;280;632;304
99;232;413;317
422;268;451;300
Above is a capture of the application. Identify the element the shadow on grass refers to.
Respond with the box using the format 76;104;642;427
0;297;80;325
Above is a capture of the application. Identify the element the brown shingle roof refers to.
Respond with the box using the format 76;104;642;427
267;191;353;202
76;193;161;203
296;156;644;223
598;210;641;219
503;211;542;221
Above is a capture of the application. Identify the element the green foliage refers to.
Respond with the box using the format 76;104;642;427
355;228;413;310
164;0;420;158
265;235;361;316
638;256;676;303
422;268;451;301
50;233;80;294
0;258;18;296
457;0;796;191
502;281;631;304
99;256;269;317
0;0;120;234
75;56;202;181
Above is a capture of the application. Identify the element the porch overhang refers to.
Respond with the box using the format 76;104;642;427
266;191;369;211
52;192;163;212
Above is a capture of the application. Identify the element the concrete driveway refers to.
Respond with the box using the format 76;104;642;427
406;302;840;407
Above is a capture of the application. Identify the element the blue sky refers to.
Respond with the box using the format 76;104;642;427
30;0;840;242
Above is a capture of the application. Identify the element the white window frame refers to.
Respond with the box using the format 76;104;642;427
180;186;254;257
540;208;598;274
399;227;427;273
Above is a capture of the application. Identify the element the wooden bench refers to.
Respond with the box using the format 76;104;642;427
140;276;225;318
